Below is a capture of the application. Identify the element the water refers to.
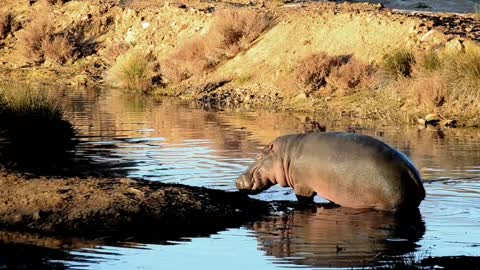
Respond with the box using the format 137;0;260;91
2;88;480;269
349;0;479;13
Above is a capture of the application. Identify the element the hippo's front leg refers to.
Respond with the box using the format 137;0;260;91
294;184;316;204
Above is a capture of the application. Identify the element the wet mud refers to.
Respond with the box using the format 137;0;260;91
0;171;270;239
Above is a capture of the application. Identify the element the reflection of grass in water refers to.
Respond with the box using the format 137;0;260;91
0;83;76;171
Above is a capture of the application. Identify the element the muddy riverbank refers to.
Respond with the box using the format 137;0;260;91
0;170;270;238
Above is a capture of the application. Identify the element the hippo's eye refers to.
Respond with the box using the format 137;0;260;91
256;153;262;160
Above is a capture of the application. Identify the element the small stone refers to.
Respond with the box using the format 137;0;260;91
294;93;307;100
417;118;426;126
441;119;457;128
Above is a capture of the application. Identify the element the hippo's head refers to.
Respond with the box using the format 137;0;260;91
236;140;286;194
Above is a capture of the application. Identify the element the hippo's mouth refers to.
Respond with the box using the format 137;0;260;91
238;189;263;195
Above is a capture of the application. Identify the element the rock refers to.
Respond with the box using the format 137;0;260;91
69;75;92;87
420;30;448;45
424;113;441;126
141;21;150;29
294;93;307;100
445;38;465;52
441;119;457;128
125;29;137;45
417;118;426;126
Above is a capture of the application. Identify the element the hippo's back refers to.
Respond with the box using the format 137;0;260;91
289;132;425;210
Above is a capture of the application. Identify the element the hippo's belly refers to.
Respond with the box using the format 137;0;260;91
291;143;410;210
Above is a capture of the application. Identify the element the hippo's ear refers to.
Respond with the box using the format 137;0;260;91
264;143;273;152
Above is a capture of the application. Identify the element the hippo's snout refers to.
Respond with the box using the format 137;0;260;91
236;174;254;191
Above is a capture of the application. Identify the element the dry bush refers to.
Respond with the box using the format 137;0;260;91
326;60;377;96
382;48;416;78
442;48;480;97
0;11;12;40
407;73;449;110
41;35;76;64
295;53;347;94
106;49;158;92
16;16;52;63
416;50;442;73
164;38;213;83
164;9;274;83
103;41;131;65
208;9;274;57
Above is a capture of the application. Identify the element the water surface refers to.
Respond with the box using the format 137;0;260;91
2;88;479;269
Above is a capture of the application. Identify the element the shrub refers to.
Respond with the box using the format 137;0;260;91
295;53;347;93
103;41;131;65
0;84;75;171
41;34;76;64
208;9;274;57
443;48;480;97
326;59;377;96
408;73;448;109
0;11;12;40
106;49;158;92
417;50;442;73
16;16;52;63
382;49;416;78
165;9;274;83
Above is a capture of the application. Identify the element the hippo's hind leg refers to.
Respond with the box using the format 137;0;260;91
294;184;316;205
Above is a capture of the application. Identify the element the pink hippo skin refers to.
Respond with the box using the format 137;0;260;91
236;132;426;211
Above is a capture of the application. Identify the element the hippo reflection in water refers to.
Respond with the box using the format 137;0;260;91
250;207;425;268
236;132;426;211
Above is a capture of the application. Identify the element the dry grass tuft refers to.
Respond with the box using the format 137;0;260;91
295;53;378;97
41;35;76;64
407;73;449;110
0;11;12;40
382;49;416;78
16;16;52;64
416;50;442;73
208;9;274;57
103;41;131;66
326;60;377;96
164;9;274;83
106;49;159;92
295;53;347;94
442;48;480;97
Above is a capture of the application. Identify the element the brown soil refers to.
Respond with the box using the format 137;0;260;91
0;170;270;238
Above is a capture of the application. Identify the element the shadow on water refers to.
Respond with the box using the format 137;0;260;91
250;207;425;268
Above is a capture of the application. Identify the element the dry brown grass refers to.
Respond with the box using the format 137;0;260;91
164;9;274;83
295;53;347;94
326;59;377;96
16;16;52;64
295;53;377;97
103;41;131;66
0;11;12;40
41;35;76;64
38;0;70;7
406;73;449;110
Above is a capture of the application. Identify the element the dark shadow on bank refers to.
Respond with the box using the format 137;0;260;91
249;205;426;268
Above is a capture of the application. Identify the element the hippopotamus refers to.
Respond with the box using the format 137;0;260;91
236;132;426;211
